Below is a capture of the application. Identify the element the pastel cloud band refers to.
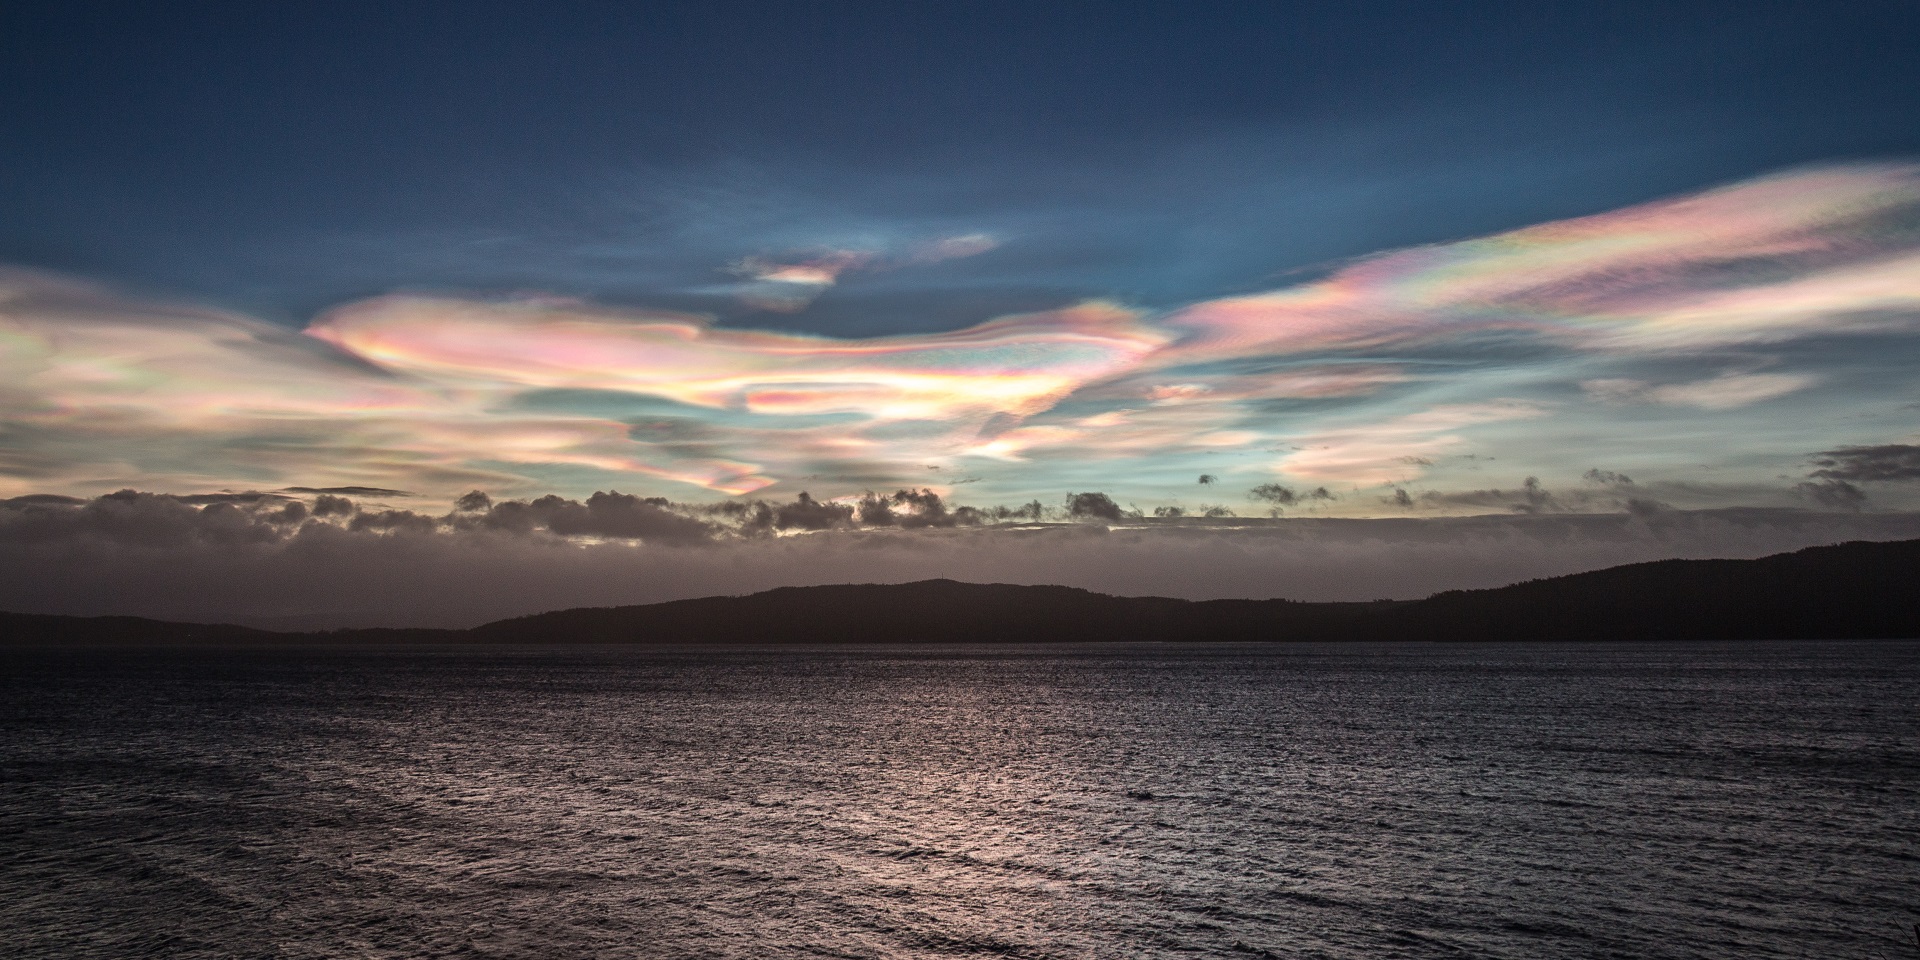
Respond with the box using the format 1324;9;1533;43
308;299;1164;421
2;163;1917;503
1164;165;1920;361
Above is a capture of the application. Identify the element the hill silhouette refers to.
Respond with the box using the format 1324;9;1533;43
4;538;1917;645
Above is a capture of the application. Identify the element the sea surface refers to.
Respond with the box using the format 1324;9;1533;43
2;641;1916;959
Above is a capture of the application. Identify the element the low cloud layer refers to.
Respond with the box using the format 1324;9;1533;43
5;487;1920;630
1809;445;1920;483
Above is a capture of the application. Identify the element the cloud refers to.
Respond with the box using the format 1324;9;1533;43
1808;444;1920;482
1274;401;1547;485
1793;479;1868;511
734;252;873;288
348;508;439;535
742;491;857;533
1132;365;1410;408
310;295;1163;425
5;489;1920;629
1248;483;1336;509
283;485;413;497
0;489;291;549
312;494;355;517
908;233;1001;264
1064;491;1125;521
1387;475;1799;517
1161;163;1920;361
888;488;960;528
475;491;717;543
1580;372;1816;409
1582;469;1633;486
5;163;1920;507
725;250;877;311
1772;442;1920;511
1418;476;1563;514
717;235;1000;312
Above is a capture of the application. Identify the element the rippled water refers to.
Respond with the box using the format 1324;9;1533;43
3;641;1917;959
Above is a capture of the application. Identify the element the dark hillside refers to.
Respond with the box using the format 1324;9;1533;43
1392;538;1920;642
0;612;278;646
3;538;1916;645
467;581;1227;644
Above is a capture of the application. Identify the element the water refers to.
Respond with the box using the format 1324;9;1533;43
2;641;1916;959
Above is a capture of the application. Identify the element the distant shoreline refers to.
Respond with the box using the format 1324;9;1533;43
6;539;1918;647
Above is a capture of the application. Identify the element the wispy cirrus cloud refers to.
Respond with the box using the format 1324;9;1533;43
1580;372;1818;409
908;233;1001;264
1275;401;1549;485
708;233;1003;312
724;250;877;312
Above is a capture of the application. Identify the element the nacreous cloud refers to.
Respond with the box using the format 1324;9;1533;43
3;163;1919;507
1163;164;1920;358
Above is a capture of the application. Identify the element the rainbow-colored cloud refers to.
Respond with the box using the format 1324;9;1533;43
3;164;1918;509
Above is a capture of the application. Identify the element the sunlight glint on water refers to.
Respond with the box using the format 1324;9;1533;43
2;641;1916;959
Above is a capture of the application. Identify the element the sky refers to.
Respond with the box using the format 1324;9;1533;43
4;2;1920;623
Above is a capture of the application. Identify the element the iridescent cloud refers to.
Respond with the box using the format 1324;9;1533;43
1162;163;1920;359
1275;401;1548;485
1581;373;1818;410
717;234;1001;312
3;164;1918;508
726;250;876;311
308;298;1164;420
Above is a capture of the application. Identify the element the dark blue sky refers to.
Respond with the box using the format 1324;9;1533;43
4;1;1918;334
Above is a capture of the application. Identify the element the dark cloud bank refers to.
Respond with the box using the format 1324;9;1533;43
1809;444;1920;483
5;487;1920;630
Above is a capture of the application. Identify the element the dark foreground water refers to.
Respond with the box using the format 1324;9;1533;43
2;642;1916;959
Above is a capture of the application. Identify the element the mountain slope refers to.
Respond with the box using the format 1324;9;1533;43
3;538;1915;645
